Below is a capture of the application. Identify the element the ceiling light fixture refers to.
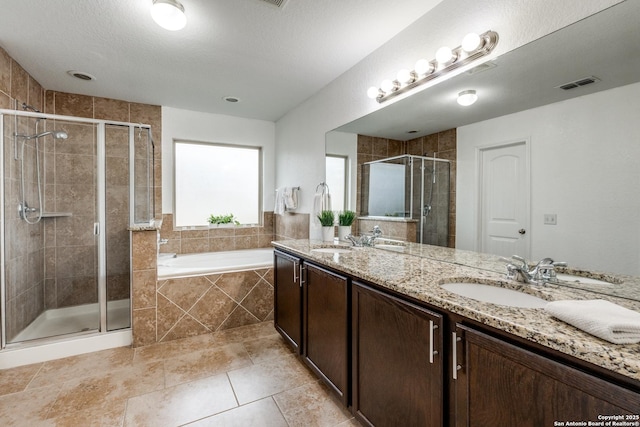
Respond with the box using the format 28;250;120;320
151;0;187;31
457;90;478;106
367;30;498;103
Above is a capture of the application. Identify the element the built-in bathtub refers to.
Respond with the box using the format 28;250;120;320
157;248;274;280
154;248;276;342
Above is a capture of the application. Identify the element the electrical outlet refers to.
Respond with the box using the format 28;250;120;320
544;214;557;225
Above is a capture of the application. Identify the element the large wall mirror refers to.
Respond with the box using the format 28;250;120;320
325;1;640;300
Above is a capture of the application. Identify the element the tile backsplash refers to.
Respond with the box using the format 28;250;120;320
159;212;275;254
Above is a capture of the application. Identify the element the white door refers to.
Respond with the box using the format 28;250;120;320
479;141;529;258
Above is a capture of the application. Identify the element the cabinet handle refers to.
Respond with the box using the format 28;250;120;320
452;332;462;380
293;261;298;283
429;320;439;364
299;264;305;287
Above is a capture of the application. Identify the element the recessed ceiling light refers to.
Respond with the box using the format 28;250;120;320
67;70;96;81
223;96;240;103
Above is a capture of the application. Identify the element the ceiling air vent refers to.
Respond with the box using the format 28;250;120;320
556;76;601;90
258;0;289;8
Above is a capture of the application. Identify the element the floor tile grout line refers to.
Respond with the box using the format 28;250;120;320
23;361;46;391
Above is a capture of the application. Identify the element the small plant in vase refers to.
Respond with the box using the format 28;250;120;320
207;213;240;228
338;210;356;241
317;210;335;242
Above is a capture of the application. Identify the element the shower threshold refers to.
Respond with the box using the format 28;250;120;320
11;299;130;343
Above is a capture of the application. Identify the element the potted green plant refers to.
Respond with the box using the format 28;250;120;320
207;213;240;228
338;210;356;241
317;210;335;242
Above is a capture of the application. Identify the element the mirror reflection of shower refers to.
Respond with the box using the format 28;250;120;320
14;105;68;224
360;154;450;246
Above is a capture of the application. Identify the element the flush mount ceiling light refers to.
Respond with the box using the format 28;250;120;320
151;0;187;31
367;30;498;103
457;89;478;106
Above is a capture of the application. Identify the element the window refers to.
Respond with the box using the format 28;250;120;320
325;155;348;212
174;141;261;227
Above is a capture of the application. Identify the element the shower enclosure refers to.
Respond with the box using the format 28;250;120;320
360;154;450;246
0;109;154;348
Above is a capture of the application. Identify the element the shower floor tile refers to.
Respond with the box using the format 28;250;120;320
11;299;130;343
0;321;362;426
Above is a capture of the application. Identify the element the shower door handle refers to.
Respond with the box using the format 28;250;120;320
94;222;100;235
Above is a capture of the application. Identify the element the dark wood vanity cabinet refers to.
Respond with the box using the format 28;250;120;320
274;248;640;426
302;262;350;406
452;324;640;426
352;281;444;427
274;250;303;354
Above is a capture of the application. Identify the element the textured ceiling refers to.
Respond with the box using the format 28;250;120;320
0;0;443;121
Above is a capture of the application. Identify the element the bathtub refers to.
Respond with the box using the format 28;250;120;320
157;248;274;279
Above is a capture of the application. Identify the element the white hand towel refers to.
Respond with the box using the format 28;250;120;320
274;188;285;215
545;299;640;344
283;187;297;210
313;191;332;224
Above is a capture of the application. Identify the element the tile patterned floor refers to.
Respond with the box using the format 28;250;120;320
0;322;362;426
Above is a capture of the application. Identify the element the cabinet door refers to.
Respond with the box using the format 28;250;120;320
303;262;350;405
452;324;640;426
352;281;444;427
274;250;302;354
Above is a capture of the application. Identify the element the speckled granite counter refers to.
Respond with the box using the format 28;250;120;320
272;239;640;382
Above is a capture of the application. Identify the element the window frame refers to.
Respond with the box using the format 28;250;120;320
173;139;263;228
325;153;349;213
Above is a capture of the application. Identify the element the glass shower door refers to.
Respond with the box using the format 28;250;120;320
3;114;101;343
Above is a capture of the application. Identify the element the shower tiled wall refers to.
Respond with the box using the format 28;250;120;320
1;45;162;341
1;47;47;340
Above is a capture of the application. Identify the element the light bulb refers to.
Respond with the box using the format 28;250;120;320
461;33;482;52
457;90;478;106
367;86;381;99
380;79;395;93
414;59;433;76
397;69;414;85
151;0;187;31
436;46;455;65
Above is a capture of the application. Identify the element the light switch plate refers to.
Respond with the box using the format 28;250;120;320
544;214;557;225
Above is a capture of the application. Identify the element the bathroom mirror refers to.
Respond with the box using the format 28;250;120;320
325;1;640;300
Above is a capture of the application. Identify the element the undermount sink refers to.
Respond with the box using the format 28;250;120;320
311;247;352;254
440;282;548;308
555;273;614;286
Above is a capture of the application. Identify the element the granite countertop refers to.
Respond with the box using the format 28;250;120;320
272;239;640;382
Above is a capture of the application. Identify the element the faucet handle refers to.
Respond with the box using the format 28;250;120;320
372;225;382;236
510;255;530;270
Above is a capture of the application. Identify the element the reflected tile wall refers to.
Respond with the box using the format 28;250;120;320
356;130;457;248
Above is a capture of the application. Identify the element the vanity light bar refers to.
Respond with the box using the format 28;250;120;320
368;30;499;103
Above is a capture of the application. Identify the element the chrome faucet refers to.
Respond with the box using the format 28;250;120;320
345;226;383;247
503;256;567;284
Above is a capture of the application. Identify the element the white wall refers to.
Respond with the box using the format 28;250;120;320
457;82;640;276
274;0;621;240
161;106;275;214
